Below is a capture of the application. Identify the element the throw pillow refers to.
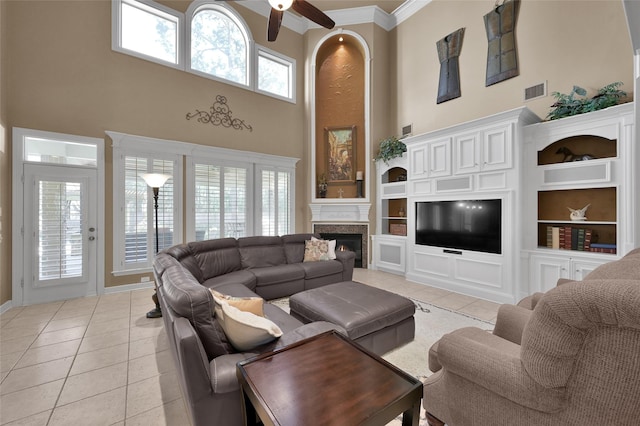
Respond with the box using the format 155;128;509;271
214;301;283;351
311;236;337;260
209;289;264;317
303;239;330;262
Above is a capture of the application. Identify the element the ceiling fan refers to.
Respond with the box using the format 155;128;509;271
266;0;335;41
220;0;335;42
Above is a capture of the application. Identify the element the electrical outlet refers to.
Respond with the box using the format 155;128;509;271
141;276;150;283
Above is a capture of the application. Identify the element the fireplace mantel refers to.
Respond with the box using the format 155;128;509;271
309;203;371;223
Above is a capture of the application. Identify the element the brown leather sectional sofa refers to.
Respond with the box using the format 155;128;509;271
153;234;355;426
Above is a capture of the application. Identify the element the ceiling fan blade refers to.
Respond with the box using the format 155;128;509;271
268;8;284;42
292;0;335;30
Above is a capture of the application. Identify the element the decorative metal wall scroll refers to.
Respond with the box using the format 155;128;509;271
186;95;253;132
436;27;465;104
484;0;520;86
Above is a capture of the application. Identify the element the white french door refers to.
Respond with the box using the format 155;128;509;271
23;164;98;304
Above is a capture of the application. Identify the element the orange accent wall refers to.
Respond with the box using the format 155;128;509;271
315;37;365;199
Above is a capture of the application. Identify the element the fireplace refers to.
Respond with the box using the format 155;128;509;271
313;224;368;268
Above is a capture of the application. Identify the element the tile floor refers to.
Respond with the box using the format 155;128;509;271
0;269;500;425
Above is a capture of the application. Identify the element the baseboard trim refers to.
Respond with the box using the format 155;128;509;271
103;281;155;294
0;300;13;315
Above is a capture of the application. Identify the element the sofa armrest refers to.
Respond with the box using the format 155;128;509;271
335;250;355;280
492;304;533;345
210;353;258;394
435;327;566;413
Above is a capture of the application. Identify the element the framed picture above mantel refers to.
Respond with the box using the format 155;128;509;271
326;125;356;184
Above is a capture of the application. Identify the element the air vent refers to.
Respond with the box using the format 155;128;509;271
524;81;547;101
401;124;412;137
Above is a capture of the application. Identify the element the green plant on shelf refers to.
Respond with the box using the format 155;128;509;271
546;82;627;121
374;136;406;164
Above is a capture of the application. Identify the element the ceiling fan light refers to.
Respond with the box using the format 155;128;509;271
268;0;293;11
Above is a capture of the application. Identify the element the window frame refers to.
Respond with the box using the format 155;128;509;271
186;1;253;89
111;0;296;103
110;134;184;276
109;131;297;276
186;157;254;242
111;0;184;70
255;45;296;103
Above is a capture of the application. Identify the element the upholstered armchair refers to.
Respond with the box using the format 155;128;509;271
423;275;640;425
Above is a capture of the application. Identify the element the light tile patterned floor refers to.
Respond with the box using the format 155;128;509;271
0;269;500;425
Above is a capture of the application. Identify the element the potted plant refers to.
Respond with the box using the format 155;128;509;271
546;82;627;121
374;136;407;165
317;173;328;198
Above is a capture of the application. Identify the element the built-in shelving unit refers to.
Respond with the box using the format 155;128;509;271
371;154;407;274
522;103;635;294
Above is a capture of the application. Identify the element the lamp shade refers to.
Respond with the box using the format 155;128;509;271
268;0;293;11
140;173;171;188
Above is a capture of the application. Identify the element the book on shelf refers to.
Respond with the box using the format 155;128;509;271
545;226;596;252
589;243;617;254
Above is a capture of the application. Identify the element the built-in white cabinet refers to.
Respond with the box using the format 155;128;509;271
403;107;540;304
453;122;513;175
371;234;406;274
408;138;451;180
372;154;407;274
522;103;635;300
529;253;609;293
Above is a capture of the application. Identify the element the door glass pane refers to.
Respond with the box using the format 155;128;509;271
38;180;83;281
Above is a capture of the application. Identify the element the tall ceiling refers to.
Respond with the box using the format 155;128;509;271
308;1;406;15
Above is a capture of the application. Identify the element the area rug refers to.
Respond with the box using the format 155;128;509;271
268;297;495;425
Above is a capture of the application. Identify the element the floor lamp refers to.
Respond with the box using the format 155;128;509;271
141;173;171;319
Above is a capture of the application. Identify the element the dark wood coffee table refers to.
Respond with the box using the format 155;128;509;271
236;330;423;426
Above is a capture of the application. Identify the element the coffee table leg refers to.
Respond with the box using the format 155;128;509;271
401;400;420;426
241;388;259;426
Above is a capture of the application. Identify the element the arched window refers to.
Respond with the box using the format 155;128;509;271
189;4;251;87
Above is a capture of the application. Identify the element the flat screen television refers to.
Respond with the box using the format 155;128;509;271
415;199;502;254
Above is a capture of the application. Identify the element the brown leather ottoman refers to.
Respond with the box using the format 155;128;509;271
289;281;415;355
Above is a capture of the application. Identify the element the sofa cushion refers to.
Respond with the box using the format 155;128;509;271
297;259;343;279
202;270;257;291
312;236;336;259
282;233;318;264
238;236;286;268
164;243;203;283
303;239;330;261
251;264;305;286
162;265;234;358
210;289;264;317
213;300;283;351
188;238;242;281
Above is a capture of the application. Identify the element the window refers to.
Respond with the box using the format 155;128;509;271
110;131;296;275
193;163;249;241
112;144;182;274
190;5;250;86
256;47;296;101
260;168;292;236
112;0;296;102
113;0;181;67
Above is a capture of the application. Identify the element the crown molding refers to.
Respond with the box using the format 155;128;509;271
235;0;431;35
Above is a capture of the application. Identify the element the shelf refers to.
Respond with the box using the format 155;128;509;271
538;220;616;225
383;216;407;220
534;246;617;255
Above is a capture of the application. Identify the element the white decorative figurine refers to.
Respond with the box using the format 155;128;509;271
568;204;590;221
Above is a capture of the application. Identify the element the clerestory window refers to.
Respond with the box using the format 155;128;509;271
189;4;250;87
112;0;296;102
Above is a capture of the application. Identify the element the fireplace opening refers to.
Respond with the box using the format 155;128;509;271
320;233;363;268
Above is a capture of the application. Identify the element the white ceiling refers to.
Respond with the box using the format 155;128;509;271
303;1;406;15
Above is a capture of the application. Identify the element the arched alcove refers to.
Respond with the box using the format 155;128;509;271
311;31;370;202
